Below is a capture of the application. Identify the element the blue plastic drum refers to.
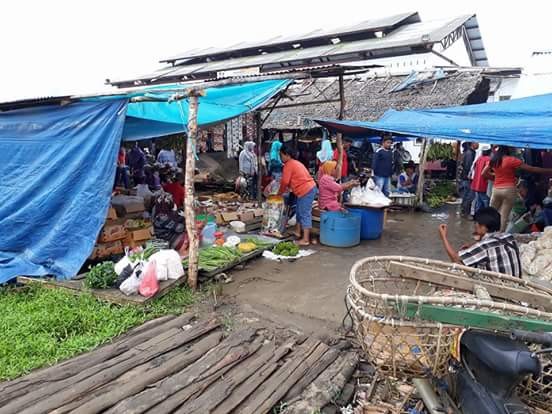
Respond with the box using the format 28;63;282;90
320;211;361;247
348;206;384;240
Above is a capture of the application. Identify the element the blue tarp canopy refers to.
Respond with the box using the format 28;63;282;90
122;79;291;140
0;99;127;283
313;93;552;149
0;79;290;283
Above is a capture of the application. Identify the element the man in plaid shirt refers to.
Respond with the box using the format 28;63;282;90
439;207;522;277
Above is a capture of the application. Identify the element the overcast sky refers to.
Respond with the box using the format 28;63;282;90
1;0;549;102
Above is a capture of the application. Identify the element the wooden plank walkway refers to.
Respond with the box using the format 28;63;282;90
0;314;358;414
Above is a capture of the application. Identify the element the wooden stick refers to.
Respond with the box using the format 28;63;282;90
4;320;220;414
51;331;223;414
388;261;552;313
210;341;295;414
105;328;258;414
235;338;327;414
416;139;430;205
283;352;358;413
185;91;202;289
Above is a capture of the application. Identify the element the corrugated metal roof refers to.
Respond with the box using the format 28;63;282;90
161;12;420;62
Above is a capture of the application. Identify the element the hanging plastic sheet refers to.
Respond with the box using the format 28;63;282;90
0;99;127;283
313;93;552;149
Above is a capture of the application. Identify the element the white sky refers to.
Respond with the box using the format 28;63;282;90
1;0;550;102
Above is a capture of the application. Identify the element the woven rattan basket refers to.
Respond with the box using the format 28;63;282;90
519;349;552;411
348;256;552;379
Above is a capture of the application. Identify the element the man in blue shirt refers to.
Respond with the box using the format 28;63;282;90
372;135;394;196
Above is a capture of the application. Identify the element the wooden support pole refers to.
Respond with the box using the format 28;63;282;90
184;90;203;289
336;74;346;179
416;138;431;205
255;111;263;202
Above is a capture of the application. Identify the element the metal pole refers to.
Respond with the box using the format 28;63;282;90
184;91;202;289
416;138;430;205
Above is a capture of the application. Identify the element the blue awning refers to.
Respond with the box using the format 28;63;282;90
122;79;291;140
313;93;552;149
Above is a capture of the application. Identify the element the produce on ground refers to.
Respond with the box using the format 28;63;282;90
84;262;118;289
426;181;456;209
426;142;454;161
182;246;243;272
273;241;300;257
0;283;197;380
243;237;274;250
520;227;552;280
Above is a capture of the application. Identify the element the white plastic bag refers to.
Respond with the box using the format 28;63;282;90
120;262;144;295
149;250;185;280
114;256;131;275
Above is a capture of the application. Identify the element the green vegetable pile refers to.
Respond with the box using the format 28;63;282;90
426;143;454;161
243;237;274;250
273;241;299;257
182;246;243;272
84;262;118;289
426;181;456;208
0;283;198;380
129;246;158;263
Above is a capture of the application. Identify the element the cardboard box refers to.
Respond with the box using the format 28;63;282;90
239;211;255;223
253;208;264;218
106;207;118;220
123;236;146;249
111;195;145;216
127;226;153;242
90;240;123;259
221;211;240;222
98;224;127;243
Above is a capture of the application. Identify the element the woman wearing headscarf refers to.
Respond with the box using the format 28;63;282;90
268;141;283;179
239;141;258;199
318;161;359;211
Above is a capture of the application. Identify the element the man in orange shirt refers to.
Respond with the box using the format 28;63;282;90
279;144;317;246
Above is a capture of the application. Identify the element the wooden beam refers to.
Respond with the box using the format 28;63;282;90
396;302;552;332
184;90;203;289
255;112;263;202
416;139;429;205
388;261;552;312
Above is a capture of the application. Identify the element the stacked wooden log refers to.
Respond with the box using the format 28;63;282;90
0;314;358;414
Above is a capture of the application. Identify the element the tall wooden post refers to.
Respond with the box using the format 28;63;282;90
184;90;203;289
336;74;346;178
255;111;263;202
416;139;431;205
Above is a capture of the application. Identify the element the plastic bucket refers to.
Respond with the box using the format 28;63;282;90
201;222;217;246
320;211;361;248
348;206;384;240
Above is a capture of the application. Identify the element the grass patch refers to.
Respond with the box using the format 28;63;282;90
0;283;198;380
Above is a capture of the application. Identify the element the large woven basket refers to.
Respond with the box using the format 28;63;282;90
519;349;552;411
348;256;552;379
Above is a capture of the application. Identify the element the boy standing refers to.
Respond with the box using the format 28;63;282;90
372;135;394;196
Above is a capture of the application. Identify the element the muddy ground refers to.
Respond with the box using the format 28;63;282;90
218;205;470;337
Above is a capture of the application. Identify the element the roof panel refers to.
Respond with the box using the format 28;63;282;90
161;11;419;62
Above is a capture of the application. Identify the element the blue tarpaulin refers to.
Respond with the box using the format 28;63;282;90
0;99;127;284
0;79;291;283
314;93;552;149
122;79;291;140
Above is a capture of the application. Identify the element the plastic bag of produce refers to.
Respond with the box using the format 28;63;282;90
149;250;185;280
120;273;141;295
262;195;286;235
139;261;159;298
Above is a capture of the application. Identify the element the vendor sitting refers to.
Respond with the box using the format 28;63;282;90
318;161;359;211
396;161;418;193
506;179;544;233
438;207;521;277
